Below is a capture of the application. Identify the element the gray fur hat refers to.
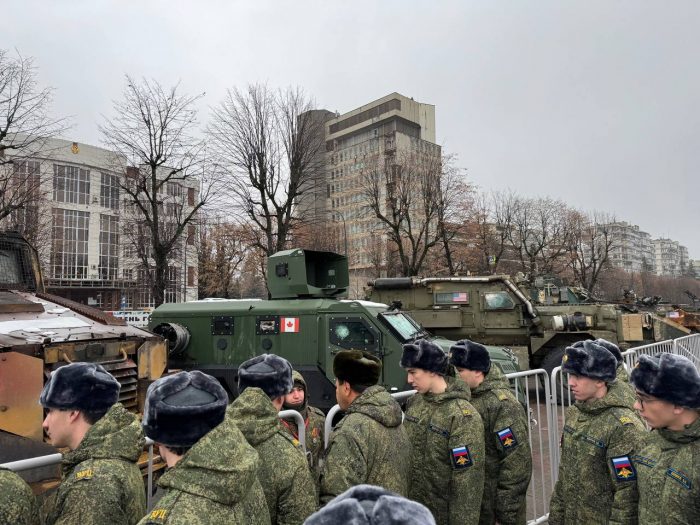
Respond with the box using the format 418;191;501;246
594;339;623;365
630;353;700;408
562;340;617;382
142;370;228;448
400;339;448;375
40;362;120;412
304;484;436;525
238;353;294;399
449;339;491;373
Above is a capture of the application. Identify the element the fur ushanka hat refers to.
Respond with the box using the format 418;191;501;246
333;350;382;387
40;362;120;412
238;353;294;399
449;339;491;373
631;353;700;409
304;484;436;525
400;339;448;375
142;370;228;448
561;340;617;382
594;339;623;365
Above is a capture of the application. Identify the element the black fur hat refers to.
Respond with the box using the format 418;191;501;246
630;353;700;408
304;484;436;525
142;370;228;447
561;340;617;382
400;339;448;375
40;362;120;412
333;350;382;387
449;339;491;373
594;339;623;365
238;353;293;399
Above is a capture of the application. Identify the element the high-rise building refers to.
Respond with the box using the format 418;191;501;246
299;93;440;290
606;221;655;273
653;238;689;277
3;138;198;309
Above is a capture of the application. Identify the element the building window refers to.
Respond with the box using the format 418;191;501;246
51;209;89;279
167;182;183;198
187;187;195;206
100;172;120;210
187;225;195;246
99;214;119;279
187;266;196;287
53;164;90;204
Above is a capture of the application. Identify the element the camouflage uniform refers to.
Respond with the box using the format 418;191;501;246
228;387;317;525
633;416;700;524
404;375;485;525
0;467;39;525
319;385;411;504
280;371;325;475
42;403;146;525
469;365;531;525
549;381;646;524
138;410;270;525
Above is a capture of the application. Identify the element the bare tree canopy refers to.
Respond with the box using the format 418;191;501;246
566;210;616;293
208;84;325;256
100;75;209;306
0;49;65;223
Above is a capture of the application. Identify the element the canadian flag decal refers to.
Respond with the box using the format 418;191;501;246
281;317;300;333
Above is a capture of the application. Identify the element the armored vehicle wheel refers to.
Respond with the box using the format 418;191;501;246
541;346;572;406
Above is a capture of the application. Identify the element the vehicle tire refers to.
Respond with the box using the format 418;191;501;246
541;346;572;406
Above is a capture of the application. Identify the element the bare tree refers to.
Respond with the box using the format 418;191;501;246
566;211;616;293
467;190;517;274
0;49;65;224
208;84;325;257
100;76;210;306
360;149;444;276
198;217;248;298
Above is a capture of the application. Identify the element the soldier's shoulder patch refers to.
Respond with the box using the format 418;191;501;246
611;455;637;482
146;508;169;523
631;454;656;468
74;468;93;481
666;468;692;490
451;445;473;469
619;415;634;425
496;427;518;449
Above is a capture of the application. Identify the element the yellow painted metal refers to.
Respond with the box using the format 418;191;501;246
138;340;167;380
0;352;44;440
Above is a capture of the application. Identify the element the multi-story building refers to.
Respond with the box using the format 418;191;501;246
606;221;655;273
299;93;440;290
3;138;198;309
653;238;689;277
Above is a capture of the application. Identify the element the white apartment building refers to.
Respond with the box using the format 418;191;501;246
607;221;655;273
4;138;198;309
653;238;690;277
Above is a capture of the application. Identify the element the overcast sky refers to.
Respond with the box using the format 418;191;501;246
3;1;698;256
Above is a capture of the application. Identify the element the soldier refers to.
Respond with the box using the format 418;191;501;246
549;341;646;524
305;485;436;525
40;362;146;525
319;350;411;504
138;370;270;524
401;339;485;525
630;353;700;523
228;354;317;525
281;370;325;475
449;340;531;525
0;467;39;525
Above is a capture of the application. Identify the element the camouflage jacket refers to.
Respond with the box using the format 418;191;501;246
43;403;146;525
228;387;317;525
617;364;638;409
549;381;646;525
634;416;700;524
138;410;270;525
319;385;411;504
469;365;531;525
404;375;486;525
0;467;39;525
280;372;325;474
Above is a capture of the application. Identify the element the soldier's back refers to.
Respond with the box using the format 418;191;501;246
0;468;39;525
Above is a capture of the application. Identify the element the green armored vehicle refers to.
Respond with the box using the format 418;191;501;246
367;275;690;378
149;249;520;410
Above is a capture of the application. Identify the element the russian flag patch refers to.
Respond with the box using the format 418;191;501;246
497;427;518;449
451;445;473;469
611;455;636;482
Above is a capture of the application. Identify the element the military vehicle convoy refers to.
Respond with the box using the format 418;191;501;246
367;275;690;378
149;249;521;411
0;232;167;482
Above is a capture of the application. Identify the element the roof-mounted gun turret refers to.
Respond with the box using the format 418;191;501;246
268;248;349;299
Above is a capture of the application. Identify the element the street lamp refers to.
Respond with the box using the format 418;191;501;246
329;210;348;256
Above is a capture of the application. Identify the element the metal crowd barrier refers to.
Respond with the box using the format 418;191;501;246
674;334;700;367
1;410;306;511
